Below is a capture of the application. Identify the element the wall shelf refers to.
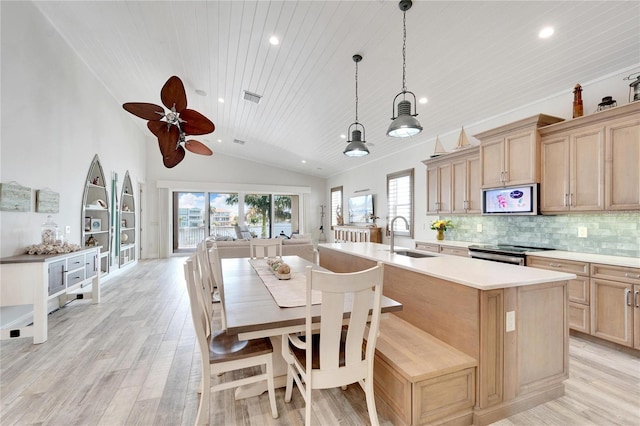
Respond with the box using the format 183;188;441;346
81;155;111;277
119;171;136;267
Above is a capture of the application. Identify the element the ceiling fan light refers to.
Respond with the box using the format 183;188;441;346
387;99;422;137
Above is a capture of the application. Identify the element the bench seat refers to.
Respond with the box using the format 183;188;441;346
372;314;477;425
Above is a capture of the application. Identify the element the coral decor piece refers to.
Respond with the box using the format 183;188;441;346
26;242;81;255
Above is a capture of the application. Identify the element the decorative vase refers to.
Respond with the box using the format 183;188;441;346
436;229;445;241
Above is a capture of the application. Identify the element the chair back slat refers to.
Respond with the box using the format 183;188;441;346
208;246;227;330
250;238;283;259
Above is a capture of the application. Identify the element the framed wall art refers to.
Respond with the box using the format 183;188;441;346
91;218;102;231
36;188;60;213
0;181;31;212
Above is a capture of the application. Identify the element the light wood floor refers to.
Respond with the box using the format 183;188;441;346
1;257;639;425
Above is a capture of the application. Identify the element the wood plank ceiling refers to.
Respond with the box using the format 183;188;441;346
33;1;640;178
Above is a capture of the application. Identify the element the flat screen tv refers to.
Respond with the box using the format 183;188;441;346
482;184;538;215
348;194;374;224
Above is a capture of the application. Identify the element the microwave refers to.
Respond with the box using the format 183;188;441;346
482;184;539;215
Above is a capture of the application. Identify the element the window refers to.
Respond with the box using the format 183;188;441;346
330;186;343;228
209;193;239;240
387;169;414;237
173;192;206;251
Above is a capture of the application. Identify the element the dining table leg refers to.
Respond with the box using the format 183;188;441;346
233;335;289;399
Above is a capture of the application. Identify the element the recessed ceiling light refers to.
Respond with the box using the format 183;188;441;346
340;134;347;139
419;97;428;104
269;36;279;45
195;89;207;96
218;97;224;103
217;139;222;143
301;160;307;164
539;26;554;39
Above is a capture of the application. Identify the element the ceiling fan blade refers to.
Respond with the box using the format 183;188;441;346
157;125;184;168
180;109;215;135
123;102;164;120
185;139;213;156
160;75;187;112
147;120;168;137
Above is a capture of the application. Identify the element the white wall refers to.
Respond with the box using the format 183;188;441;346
0;1;147;258
326;67;640;250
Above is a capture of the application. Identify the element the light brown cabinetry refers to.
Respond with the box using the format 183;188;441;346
423;147;479;214
539;102;640;213
526;257;590;333
474;115;563;188
540;127;605;212
590;263;640;349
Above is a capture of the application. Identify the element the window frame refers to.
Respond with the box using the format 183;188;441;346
387;169;414;238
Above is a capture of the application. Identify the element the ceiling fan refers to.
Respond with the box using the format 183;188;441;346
123;76;215;168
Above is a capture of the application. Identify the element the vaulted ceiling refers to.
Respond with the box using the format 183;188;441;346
34;1;640;178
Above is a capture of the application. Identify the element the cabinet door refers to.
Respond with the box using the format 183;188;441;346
466;156;481;214
451;159;467;214
570;127;605;211
438;163;452;213
48;260;66;296
540;136;570;212
504;130;538;185
605;116;640;210
480;138;504;188
590;278;633;347
635;285;640;351
426;168;439;213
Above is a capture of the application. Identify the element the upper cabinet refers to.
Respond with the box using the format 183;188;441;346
119;171;136;267
82;155;110;276
474;114;564;188
423;146;480;214
539;102;640;213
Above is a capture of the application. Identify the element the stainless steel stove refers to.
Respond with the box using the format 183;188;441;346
467;244;554;265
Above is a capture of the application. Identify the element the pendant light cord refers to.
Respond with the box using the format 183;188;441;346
355;59;359;122
402;9;407;93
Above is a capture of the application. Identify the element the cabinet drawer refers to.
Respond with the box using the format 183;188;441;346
526;256;589;276
439;245;469;257
415;242;440;253
67;254;85;272
66;269;85;288
591;264;640;284
568;276;590;304
568;302;590;333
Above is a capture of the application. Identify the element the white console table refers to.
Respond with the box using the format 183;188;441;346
0;247;100;344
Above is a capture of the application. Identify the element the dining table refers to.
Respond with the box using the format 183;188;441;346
220;255;403;398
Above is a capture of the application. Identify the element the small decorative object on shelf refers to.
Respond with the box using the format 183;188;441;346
431;135;447;158
26;241;81;255
267;258;291;280
623;72;640;102
431;219;453;241
91;218;102;231
572;84;583;118
85;235;98;246
85;217;91;231
596;96;617;112
92;176;101;186
336;205;344;226
41;215;64;245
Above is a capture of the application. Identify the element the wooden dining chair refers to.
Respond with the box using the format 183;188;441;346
282;262;385;426
184;255;279;424
249;238;283;259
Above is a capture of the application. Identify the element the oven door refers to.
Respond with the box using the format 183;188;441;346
468;250;525;265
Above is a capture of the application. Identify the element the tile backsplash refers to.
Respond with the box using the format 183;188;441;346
444;213;640;258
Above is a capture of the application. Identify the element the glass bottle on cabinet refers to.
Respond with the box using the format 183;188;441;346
119;171;136;267
82;154;110;276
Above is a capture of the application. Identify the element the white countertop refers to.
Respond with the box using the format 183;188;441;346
526;250;640;269
318;242;576;291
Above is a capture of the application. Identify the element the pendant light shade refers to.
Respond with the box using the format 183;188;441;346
344;54;370;157
344;126;369;157
387;0;422;138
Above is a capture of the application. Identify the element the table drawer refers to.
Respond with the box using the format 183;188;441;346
67;254;85;272
591;264;640;284
66;269;85;287
526;256;589;276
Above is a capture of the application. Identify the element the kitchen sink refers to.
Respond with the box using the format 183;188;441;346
394;250;434;258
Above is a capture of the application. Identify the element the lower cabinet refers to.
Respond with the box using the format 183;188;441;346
590;263;640;349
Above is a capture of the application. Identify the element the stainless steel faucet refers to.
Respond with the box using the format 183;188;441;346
389;216;409;254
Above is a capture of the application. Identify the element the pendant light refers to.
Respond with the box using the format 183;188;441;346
387;0;423;138
344;54;370;157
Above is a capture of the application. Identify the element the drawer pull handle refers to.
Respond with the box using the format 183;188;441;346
549;263;562;268
635;291;639;308
624;273;640;279
626;289;632;307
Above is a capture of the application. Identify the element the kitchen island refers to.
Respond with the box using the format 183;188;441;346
318;242;576;425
